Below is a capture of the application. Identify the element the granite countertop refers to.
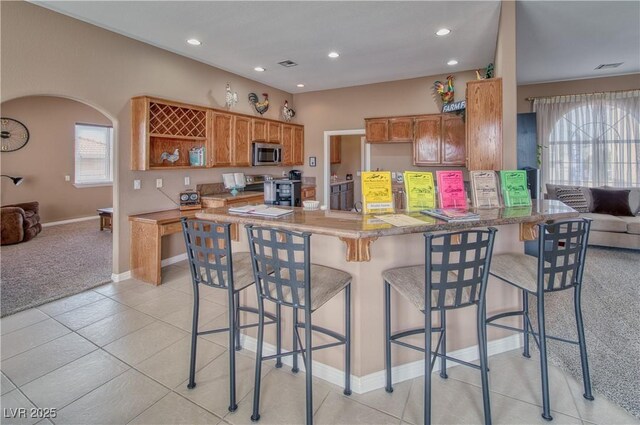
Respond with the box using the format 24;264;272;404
330;180;354;186
196;200;578;240
201;191;264;201
302;184;316;189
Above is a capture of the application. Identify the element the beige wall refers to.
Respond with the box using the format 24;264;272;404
1;1;295;272
517;74;640;113
1;96;113;223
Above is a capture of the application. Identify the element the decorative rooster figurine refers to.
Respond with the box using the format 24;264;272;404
160;148;180;164
225;82;238;109
248;92;269;115
282;100;295;122
434;75;455;104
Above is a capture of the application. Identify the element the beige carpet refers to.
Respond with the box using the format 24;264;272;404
0;219;112;317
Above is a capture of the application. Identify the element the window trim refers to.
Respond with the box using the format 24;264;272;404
74;123;113;186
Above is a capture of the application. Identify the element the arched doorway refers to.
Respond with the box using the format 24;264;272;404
1;95;117;316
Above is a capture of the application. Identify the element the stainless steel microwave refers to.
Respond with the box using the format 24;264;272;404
252;142;282;166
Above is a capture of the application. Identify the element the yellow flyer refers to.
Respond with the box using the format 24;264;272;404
403;171;436;210
361;171;394;214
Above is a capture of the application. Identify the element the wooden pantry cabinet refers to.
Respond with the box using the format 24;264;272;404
130;96;304;170
465;78;502;170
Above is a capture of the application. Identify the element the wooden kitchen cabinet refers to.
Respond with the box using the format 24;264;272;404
267;121;281;143
330;136;342;164
365;119;389;143
466;78;503;170
211;112;233;166
389;117;414;141
413;116;441;166
302;186;316;201
441;115;466;165
293;126;304;165
252;118;267;141
233;116;252;167
281;124;294;165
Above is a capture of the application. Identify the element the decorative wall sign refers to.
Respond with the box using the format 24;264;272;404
248;93;269;115
442;100;466;113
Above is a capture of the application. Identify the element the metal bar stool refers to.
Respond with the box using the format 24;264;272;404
246;225;352;425
383;228;497;425
181;218;280;413
487;218;593;421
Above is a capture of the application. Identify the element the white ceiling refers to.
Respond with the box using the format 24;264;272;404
31;1;502;93
517;1;640;85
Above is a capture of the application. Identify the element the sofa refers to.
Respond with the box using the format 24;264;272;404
1;201;42;245
547;184;640;250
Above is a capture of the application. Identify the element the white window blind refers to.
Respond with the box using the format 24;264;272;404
75;124;113;185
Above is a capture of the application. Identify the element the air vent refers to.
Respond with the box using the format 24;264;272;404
595;62;623;70
278;60;298;67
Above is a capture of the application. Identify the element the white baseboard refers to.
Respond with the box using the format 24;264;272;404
239;333;521;394
161;253;187;267
111;271;131;282
42;215;99;227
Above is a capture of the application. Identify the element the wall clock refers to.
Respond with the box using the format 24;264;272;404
1;118;30;152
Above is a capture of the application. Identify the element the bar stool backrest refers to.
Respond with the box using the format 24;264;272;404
537;219;591;293
425;228;497;310
181;218;233;289
246;225;311;309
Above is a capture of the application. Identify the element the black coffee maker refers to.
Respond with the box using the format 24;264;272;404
288;170;302;181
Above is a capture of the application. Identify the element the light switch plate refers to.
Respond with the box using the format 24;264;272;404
184;176;190;186
133;180;141;190
65;175;71;182
156;178;163;188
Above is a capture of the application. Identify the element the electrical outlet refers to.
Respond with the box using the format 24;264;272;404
156;178;163;188
133;180;141;190
64;175;71;182
356;171;361;176
282;171;287;177
184;176;190;186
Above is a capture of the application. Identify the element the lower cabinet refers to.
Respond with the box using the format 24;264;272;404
302;186;316;201
330;182;354;211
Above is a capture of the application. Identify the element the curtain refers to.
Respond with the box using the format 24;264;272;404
533;90;640;188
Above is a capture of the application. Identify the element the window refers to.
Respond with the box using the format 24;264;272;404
75;124;113;185
534;91;640;188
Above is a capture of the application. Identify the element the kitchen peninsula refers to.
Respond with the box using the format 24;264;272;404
195;201;578;382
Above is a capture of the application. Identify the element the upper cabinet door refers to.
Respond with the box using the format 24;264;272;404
441;115;466;165
252;118;267;141
330;136;342;164
413;116;441;166
366;119;389;143
233;116;251;167
212;112;233;166
281;124;294;166
267;121;281;143
388;117;414;142
293;126;304;165
466;78;503;170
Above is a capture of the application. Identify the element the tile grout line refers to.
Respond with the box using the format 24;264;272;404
399;378;415;424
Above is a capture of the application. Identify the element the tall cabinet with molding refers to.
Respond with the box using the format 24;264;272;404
465;78;503;170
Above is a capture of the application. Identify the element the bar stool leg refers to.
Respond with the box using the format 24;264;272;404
344;284;352;395
233;292;242;351
275;303;283;368
574;287;594;401
251;299;265;422
384;281;393;393
477;304;492;425
439;309;448;379
304;309;314;425
424;305;432;425
292;307;299;373
228;289;238;412
522;291;531;358
537;293;553;421
187;284;200;389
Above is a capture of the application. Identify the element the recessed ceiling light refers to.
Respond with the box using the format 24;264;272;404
254;66;265;72
447;59;458;66
297;84;305;88
436;28;451;36
328;52;340;58
186;38;201;46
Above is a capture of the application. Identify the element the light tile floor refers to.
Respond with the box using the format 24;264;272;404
1;263;638;425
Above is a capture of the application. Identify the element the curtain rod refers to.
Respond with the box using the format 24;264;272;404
525;88;639;102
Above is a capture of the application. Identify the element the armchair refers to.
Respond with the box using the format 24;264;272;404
1;201;42;245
